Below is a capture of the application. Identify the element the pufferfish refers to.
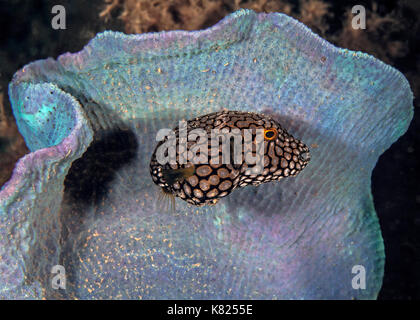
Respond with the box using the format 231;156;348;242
149;110;310;208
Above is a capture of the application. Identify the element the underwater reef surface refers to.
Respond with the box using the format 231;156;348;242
0;9;413;299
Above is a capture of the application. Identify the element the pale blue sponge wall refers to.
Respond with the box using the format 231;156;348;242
9;83;77;151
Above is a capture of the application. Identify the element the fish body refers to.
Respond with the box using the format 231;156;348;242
150;110;310;207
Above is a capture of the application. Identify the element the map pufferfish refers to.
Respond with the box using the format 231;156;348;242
150;110;310;208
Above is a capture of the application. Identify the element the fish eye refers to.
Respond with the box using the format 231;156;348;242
264;128;277;141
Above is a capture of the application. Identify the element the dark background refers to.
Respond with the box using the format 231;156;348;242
0;0;418;299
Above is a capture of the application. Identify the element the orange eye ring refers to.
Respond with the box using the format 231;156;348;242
264;128;278;141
